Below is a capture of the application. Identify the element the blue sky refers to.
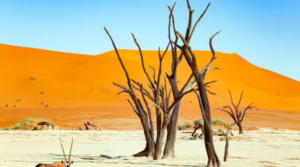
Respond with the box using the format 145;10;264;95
0;0;299;81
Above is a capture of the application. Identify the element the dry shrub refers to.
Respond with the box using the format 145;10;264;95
0;118;52;130
178;118;228;131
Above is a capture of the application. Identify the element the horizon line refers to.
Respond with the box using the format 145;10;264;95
0;42;237;56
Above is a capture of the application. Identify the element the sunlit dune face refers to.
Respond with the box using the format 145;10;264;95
0;44;299;130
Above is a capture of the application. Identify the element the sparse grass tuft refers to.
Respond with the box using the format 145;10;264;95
24;117;34;122
178;118;228;130
178;121;193;130
0;117;52;130
211;119;228;128
13;122;22;130
193;118;203;125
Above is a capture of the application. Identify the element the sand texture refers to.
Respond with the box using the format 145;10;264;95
0;129;299;167
0;44;300;130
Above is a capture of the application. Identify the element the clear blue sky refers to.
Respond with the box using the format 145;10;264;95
0;0;299;81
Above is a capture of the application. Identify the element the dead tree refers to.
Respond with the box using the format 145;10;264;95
140;60;196;160
167;0;221;166
105;0;224;162
130;35;195;160
164;1;219;159
217;90;259;134
104;28;156;157
224;123;236;162
163;2;197;159
104;28;195;160
163;2;185;159
150;77;196;160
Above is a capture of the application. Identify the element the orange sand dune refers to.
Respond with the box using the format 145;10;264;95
0;44;299;130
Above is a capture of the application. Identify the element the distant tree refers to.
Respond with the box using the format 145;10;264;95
217;90;259;134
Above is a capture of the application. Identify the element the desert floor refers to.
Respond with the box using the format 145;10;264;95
0;129;299;167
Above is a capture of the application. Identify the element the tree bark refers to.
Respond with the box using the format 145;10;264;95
133;143;150;157
163;105;180;159
204;122;220;167
237;122;243;134
224;132;229;162
154;116;169;160
224;123;234;162
188;58;220;167
138;112;155;157
163;56;181;159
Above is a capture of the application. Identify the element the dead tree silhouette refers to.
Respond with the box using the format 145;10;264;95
167;0;222;166
217;90;259;134
104;0;226;164
104;28;196;159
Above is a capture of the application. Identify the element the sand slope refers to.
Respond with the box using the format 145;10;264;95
0;44;299;129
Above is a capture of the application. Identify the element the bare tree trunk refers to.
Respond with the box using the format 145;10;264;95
191;65;220;167
154;116;169;160
163;74;180;159
224;133;229;162
224;123;234;162
237;122;243;134
204;124;220;167
163;105;180;159
137;112;155;157
133;143;150;157
170;0;222;165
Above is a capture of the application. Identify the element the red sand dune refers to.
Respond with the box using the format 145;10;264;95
0;44;299;130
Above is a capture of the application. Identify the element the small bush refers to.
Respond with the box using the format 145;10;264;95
23;118;35;127
0;127;11;131
0;117;46;130
178;121;193;130
178;118;228;131
194;118;203;125
13;123;22;130
24;117;34;123
211;119;228;128
184;121;193;128
177;125;184;130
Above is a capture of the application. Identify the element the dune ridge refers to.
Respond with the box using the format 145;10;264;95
0;43;299;130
